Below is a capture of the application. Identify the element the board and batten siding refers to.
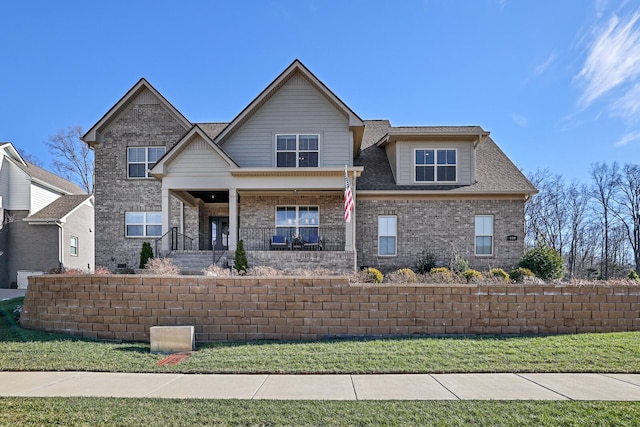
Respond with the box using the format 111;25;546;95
167;136;231;178
30;182;61;215
223;73;352;168
395;141;475;185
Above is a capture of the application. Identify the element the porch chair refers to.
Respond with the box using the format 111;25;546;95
270;235;288;250
303;235;323;251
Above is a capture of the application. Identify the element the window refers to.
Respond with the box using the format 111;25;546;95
378;215;397;256
127;147;166;178
475;215;493;256
70;236;78;256
276;206;319;240
276;134;319;168
415;149;457;182
125;212;162;237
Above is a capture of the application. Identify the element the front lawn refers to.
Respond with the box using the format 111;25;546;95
2;297;639;374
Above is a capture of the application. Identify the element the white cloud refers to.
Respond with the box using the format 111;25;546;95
614;130;640;147
574;11;640;110
534;51;557;76
510;113;528;127
611;83;640;120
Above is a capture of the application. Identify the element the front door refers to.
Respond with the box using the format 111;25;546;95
210;216;229;250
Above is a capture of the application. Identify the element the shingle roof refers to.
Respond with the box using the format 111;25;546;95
361;120;391;149
25;194;92;221
12;160;86;195
197;122;229;140
355;133;537;194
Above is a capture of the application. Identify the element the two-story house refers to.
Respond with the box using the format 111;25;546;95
82;60;536;273
0;142;94;287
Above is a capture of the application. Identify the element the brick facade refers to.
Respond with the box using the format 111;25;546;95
356;198;526;272
21;275;640;342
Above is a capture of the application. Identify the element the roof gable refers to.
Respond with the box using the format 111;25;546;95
82;78;191;147
150;125;238;178
214;60;365;152
25;194;93;222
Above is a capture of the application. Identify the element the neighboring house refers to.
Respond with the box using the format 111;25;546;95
82;60;536;273
0;142;94;287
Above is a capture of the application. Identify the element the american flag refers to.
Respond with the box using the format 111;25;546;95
344;169;354;223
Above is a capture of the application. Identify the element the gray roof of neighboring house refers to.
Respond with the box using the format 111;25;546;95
13;160;86;195
25;194;92;221
355;121;536;194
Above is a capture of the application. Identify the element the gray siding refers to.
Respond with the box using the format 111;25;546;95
223;73;351;168
62;202;95;272
396;141;474;185
167;135;231;177
385;142;397;181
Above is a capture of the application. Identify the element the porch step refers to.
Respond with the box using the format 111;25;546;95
167;251;228;274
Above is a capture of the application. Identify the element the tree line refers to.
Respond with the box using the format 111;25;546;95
526;162;640;279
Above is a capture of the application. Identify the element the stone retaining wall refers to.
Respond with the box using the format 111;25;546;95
20;275;640;342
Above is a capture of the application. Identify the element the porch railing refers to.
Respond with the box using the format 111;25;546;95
239;226;345;251
155;227;195;255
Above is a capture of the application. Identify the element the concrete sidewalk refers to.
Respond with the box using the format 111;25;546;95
0;372;639;400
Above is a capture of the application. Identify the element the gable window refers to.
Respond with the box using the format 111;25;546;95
378;215;397;256
70;236;78;256
125;212;162;237
276;135;319;168
415;149;456;182
475;215;493;256
127;147;166;178
276;206;319;240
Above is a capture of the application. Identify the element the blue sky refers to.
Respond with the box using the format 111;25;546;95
1;0;639;183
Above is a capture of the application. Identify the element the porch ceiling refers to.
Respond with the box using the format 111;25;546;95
188;190;229;203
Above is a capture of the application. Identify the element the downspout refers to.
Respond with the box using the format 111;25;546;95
180;201;184;235
56;221;64;272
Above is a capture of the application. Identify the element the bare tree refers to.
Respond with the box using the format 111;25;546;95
565;181;591;278
615;163;640;274
16;148;44;167
590;162;620;280
525;169;567;254
46;125;93;193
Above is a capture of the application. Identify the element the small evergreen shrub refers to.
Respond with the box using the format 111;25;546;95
462;269;482;283
509;267;535;283
628;270;640;280
362;267;383;283
234;240;248;275
429;267;452;282
139;242;154;269
519;246;564;281
415;251;437;274
490;268;510;282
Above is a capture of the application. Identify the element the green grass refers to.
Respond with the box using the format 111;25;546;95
0;398;639;426
2;297;640;373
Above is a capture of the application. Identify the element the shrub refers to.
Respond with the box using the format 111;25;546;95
628;270;640;280
94;266;112;275
449;247;469;274
144;258;180;275
246;266;280;276
202;264;231;277
386;268;417;283
429;267;452;282
415;251;437;274
519;246;564;281
362;267;383;283
509;267;535;283
233;240;248;275
489;268;509;282
139;242;154;269
462;269;482;283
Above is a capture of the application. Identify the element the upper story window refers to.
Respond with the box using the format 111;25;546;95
415;149;457;182
125;212;162;237
127;147;166;178
70;236;78;256
276;134;319;168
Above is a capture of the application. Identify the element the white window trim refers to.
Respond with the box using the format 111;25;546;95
475;214;494;257
378;215;397;257
125;211;163;238
413;148;458;183
274;134;320;168
275;205;320;236
127;146;166;179
70;236;78;257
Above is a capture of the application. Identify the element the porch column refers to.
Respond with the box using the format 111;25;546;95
228;188;238;251
161;187;170;252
